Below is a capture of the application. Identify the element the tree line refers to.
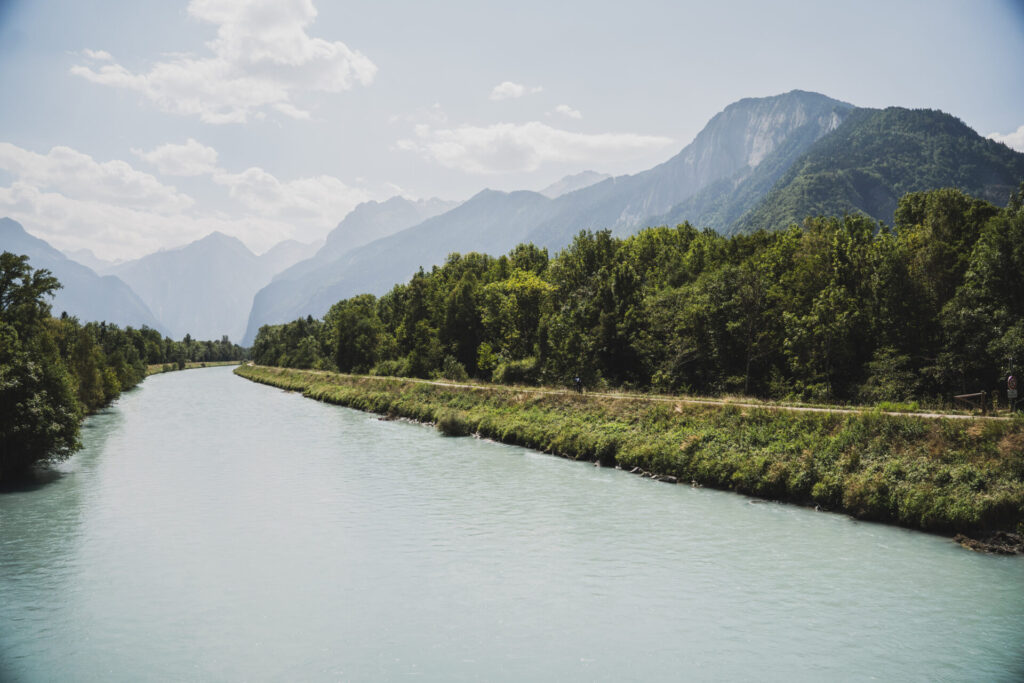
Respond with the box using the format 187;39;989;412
0;252;247;483
254;186;1024;406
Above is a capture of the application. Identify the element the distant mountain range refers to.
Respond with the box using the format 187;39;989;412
0;221;317;341
3;90;1022;345
0;218;166;333
108;232;319;342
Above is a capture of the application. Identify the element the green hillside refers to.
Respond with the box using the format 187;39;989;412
733;107;1024;234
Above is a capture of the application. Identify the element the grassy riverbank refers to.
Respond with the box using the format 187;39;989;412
235;365;1024;541
147;360;242;376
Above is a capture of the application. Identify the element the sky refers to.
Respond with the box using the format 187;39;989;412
0;0;1022;260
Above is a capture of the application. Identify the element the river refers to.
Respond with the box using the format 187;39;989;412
1;366;1022;681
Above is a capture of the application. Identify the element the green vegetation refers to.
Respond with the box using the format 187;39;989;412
253;186;1024;408
0;252;248;483
236;365;1024;536
735;108;1024;234
876;401;921;414
146;360;243;376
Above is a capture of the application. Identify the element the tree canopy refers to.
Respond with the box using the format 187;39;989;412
254;186;1024;407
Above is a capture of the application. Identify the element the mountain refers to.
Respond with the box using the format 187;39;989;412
111;232;277;342
0;218;165;332
731;107;1024;233
314;196;458;268
242;196;458;343
539;171;611;198
64;247;120;275
527;90;853;247
258;239;321;277
243;91;849;341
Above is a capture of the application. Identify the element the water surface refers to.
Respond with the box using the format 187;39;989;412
2;366;1022;681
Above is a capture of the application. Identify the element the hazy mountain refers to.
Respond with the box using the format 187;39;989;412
0;218;165;332
539;171;612;198
258;239;322;277
242;196;458;342
731;107;1024;233
63;247;120;275
241;91;854;341
111;231;278;342
316;196;458;265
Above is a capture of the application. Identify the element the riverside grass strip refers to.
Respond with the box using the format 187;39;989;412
235;365;1024;539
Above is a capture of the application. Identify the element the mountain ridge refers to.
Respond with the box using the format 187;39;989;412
0;218;166;333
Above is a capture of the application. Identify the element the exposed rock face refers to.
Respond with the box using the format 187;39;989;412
529;89;853;244
539;91;853;241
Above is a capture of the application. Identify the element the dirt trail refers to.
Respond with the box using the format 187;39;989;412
282;366;1009;421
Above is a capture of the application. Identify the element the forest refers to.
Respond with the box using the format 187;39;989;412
0;251;247;483
252;186;1024;407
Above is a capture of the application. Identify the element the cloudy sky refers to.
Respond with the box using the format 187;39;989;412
0;0;1022;260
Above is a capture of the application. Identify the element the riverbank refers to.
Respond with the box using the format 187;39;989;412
146;360;242;376
235;365;1024;549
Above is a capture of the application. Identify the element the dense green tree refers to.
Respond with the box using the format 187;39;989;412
251;187;1024;407
0;254;79;480
325;294;384;373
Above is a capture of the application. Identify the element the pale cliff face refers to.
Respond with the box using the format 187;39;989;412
604;91;854;229
674;91;853;183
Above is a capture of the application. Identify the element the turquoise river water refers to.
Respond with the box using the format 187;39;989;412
1;366;1022;681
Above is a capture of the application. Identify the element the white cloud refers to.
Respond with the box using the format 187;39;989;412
70;0;377;124
82;49;113;61
0;181;221;259
0;141;373;259
213;166;370;224
396;121;674;174
0;143;192;212
989;125;1024;152
489;81;542;101
133;138;220;176
553;104;582;120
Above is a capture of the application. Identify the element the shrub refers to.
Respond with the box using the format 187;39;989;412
492;356;540;385
436;410;472;436
441;355;469;381
371;358;410;377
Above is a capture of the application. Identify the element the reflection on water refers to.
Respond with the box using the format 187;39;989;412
1;366;1023;682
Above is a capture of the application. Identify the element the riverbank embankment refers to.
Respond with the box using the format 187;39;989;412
235;365;1024;549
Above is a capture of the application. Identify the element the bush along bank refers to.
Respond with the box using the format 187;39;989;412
235;365;1024;550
